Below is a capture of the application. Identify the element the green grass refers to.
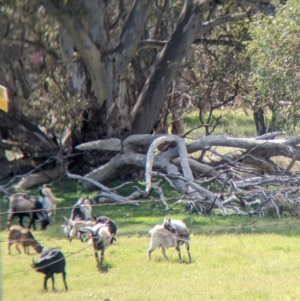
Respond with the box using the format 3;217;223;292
2;179;300;300
182;109;257;140
2;109;300;300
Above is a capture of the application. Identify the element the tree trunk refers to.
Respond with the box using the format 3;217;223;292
253;105;267;136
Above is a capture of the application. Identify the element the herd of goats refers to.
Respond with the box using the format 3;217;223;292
4;185;191;291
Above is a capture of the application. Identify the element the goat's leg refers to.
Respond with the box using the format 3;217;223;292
175;244;182;262
23;246;29;255
7;242;12;255
94;251;100;267
15;243;21;254
62;271;68;291
19;216;25;227
185;242;191;262
6;213;13;231
160;246;168;260
147;246;156;261
44;275;50;290
100;249;104;266
51;275;55;291
28;214;35;230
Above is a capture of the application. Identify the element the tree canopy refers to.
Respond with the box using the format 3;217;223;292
248;0;300;131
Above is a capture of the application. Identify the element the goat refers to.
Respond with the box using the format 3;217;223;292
94;215;117;244
81;223;112;269
39;184;57;222
6;193;50;231
31;247;68;291
70;197;92;221
61;216;95;242
147;217;191;263
7;225;43;255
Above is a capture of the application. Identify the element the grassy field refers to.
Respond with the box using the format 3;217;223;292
2;110;300;300
2;179;300;301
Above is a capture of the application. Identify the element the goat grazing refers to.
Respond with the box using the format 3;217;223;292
31;247;68;291
6;193;50;231
147;217;191;263
94;215;117;244
70;197;92;221
81;223;112;269
7;225;43;255
61;217;95;242
39;185;57;222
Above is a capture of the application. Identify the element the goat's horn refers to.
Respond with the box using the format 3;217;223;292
63;216;69;224
163;215;169;223
80;227;94;234
67;219;74;227
41;211;48;219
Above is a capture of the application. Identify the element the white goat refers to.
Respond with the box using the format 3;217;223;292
39;185;56;221
147;217;191;262
61;217;95;242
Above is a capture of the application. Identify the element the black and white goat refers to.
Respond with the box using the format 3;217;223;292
147;216;191;263
80;223;112;269
70;197;92;221
94;215;117;244
31;247;68;291
39;185;57;222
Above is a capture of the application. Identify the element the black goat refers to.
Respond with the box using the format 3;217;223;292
94;215;117;244
6;193;50;231
31;247;68;291
70;197;92;221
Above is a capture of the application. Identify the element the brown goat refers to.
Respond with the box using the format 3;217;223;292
7;225;43;255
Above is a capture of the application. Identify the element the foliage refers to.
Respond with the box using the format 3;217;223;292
0;2;86;139
247;0;300;131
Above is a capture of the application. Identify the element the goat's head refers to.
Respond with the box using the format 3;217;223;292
37;211;50;230
80;224;105;240
163;216;176;234
38;187;45;198
61;216;73;238
39;184;55;200
34;243;44;254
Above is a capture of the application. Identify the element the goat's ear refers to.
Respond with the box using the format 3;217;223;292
93;215;97;221
63;216;69;224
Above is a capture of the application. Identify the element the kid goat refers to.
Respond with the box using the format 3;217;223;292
147;216;191;263
7;225;43;255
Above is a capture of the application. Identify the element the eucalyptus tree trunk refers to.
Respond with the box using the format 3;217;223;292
41;0;276;138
